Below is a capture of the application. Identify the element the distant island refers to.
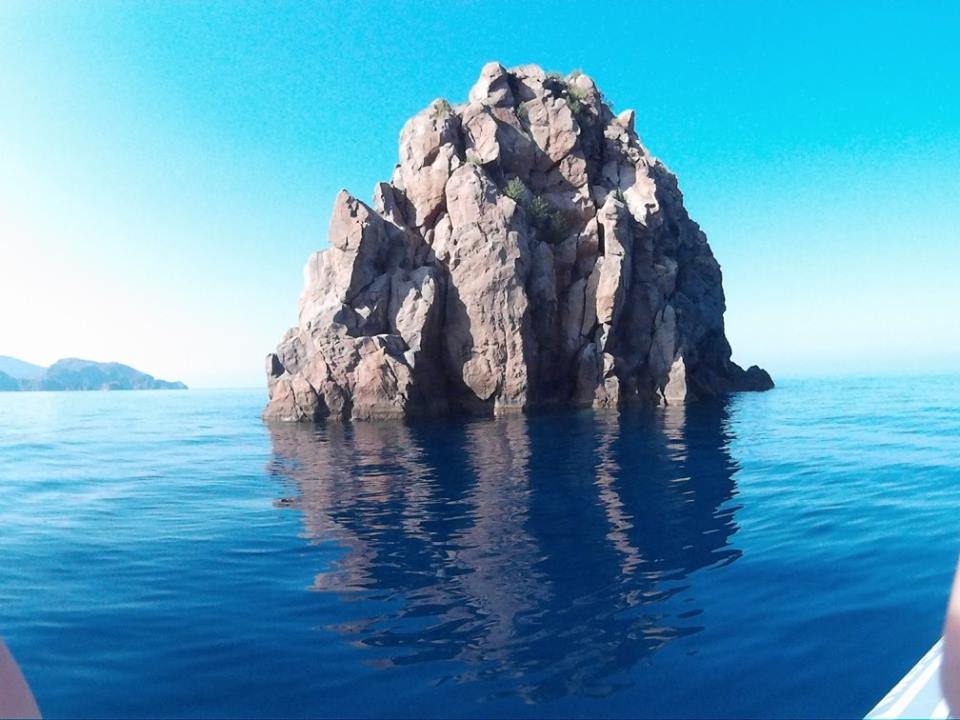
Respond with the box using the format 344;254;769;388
0;356;187;391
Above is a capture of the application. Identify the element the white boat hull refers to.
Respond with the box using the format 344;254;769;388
867;640;949;719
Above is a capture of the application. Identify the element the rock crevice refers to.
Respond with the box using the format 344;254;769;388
264;62;772;422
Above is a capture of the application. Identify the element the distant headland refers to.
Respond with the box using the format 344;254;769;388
0;356;187;391
263;62;771;423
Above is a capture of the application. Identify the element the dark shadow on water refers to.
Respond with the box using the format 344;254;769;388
266;400;741;702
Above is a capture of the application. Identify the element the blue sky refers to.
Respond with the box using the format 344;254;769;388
1;1;958;387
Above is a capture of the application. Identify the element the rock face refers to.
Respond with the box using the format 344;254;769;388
264;63;772;422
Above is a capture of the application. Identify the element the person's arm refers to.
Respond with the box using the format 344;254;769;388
0;639;41;719
942;560;960;717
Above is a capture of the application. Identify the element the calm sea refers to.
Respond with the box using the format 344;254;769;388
1;377;958;718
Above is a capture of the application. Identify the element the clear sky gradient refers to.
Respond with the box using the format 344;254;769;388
2;1;958;387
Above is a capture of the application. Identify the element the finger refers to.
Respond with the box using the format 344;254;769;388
0;639;41;720
941;559;960;718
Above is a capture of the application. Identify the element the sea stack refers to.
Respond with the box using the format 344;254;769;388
264;62;772;422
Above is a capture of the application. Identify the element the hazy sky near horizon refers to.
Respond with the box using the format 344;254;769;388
2;1;958;387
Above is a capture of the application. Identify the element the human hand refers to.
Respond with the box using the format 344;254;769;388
942;560;960;717
0;639;40;720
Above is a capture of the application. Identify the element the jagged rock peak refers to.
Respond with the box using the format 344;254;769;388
263;62;772;422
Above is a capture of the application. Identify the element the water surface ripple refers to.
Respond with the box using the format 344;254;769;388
1;377;958;718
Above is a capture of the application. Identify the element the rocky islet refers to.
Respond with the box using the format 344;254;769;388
264;63;772;422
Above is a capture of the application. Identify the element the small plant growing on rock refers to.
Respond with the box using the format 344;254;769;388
501;183;572;244
525;195;571;244
430;98;452;120
504;177;527;203
543;71;566;98
543;207;571;244
543;71;590;118
465;150;482;166
565;83;589;116
527;195;553;227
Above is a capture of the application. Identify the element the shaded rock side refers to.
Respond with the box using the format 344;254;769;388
264;62;771;422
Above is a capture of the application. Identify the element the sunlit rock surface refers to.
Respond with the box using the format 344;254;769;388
264;62;772;422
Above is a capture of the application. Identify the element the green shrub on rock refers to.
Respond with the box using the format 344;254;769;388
430;98;452;120
565;83;588;115
504;177;527;203
525;194;570;244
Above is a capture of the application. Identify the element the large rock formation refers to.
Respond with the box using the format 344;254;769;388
264;63;772;422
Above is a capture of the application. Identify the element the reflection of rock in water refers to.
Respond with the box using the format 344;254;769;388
266;402;741;701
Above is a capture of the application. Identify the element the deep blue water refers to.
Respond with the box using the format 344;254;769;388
1;377;959;718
